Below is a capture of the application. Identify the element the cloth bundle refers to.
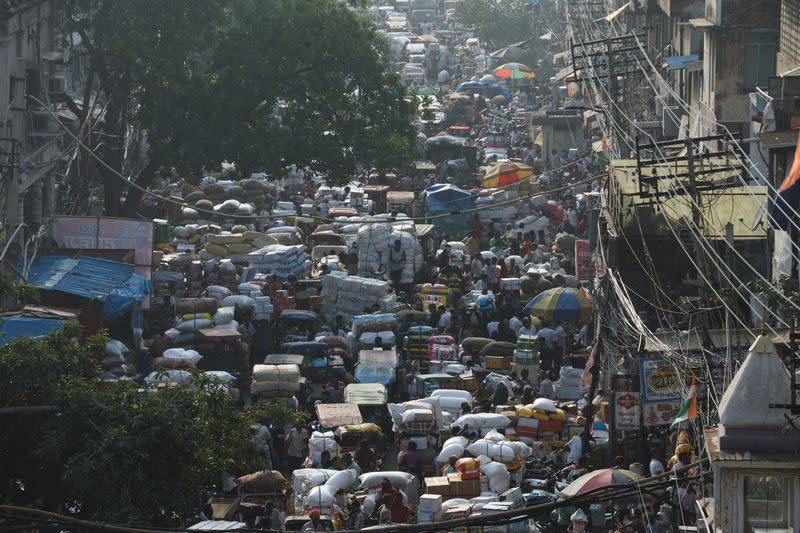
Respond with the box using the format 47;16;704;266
251;364;301;393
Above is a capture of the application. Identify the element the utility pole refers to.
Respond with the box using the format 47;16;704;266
685;136;714;350
724;222;734;390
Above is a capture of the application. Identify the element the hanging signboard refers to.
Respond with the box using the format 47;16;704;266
640;358;682;427
614;392;641;431
574;239;595;281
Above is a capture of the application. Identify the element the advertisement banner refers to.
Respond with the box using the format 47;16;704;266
640;358;681;403
643;400;682;427
640;358;683;427
52;216;153;270
574;239;595;281
614;392;641;431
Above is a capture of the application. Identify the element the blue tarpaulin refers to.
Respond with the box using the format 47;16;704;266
425;184;475;215
21;256;150;320
663;54;700;71
0;317;63;346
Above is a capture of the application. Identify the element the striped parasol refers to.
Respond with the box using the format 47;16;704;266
523;287;592;323
482;162;535;188
493;62;535;79
560;468;642;497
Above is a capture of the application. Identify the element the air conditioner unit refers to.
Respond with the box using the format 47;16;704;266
661;105;681;139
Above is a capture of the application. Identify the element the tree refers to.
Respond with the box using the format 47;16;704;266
62;0;229;217
0;326;263;526
61;0;417;217
200;0;418;182
453;0;533;50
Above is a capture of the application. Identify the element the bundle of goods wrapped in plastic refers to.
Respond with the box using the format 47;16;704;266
320;272;392;322
243;244;308;279
553;366;583;400
308;431;340;461
388;400;438;433
428;335;459;363
429;389;473;417
251;364;301;394
356;223;391;278
389;228;424;284
420;283;448;308
354;363;395;385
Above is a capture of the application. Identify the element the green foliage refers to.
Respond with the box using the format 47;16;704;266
0;327;262;525
199;0;418;181
454;0;533;49
64;0;418;209
0;272;40;305
745;277;800;325
247;400;309;430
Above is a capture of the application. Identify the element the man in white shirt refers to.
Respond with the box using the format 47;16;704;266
518;317;537;338
537;322;558;377
509;314;523;335
649;451;665;476
438;306;452;330
318;197;330;220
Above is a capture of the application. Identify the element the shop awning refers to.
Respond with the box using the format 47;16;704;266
22;256;150;319
663;54;700;71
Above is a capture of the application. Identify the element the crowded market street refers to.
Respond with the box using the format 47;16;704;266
1;1;799;533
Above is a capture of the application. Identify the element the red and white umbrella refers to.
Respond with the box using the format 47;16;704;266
560;468;642;498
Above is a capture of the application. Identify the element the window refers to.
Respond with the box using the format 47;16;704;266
743;475;794;533
743;34;777;91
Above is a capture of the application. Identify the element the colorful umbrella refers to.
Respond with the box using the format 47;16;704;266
493;62;535;79
560;468;642;497
523;287;592;323
482;162;534;188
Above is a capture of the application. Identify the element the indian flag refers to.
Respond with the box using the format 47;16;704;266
670;379;698;429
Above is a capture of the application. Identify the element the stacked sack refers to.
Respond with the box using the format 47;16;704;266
420;283;448;308
429;335;459;363
320;272;392;322
251;364;301;396
406;325;433;371
244;244;308;279
553;366;583;400
389;228;423;284
308;431;340;462
154;347;203;370
514;334;538;379
303;470;357;516
356;223;391;278
102;340;135;378
515;399;566;443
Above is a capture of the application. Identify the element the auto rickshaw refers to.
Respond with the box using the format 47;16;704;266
344;383;390;430
311;245;347;277
362;184;390;213
413;373;460;399
328;206;358;219
278;310;319;342
386;190;415;217
308;230;345;249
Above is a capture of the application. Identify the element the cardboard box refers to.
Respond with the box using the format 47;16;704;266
424;476;450;496
449;475;481;498
538;419;562;433
444;504;472;518
485;356;505;370
499;487;523;505
417;510;444;523
419;494;443;513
